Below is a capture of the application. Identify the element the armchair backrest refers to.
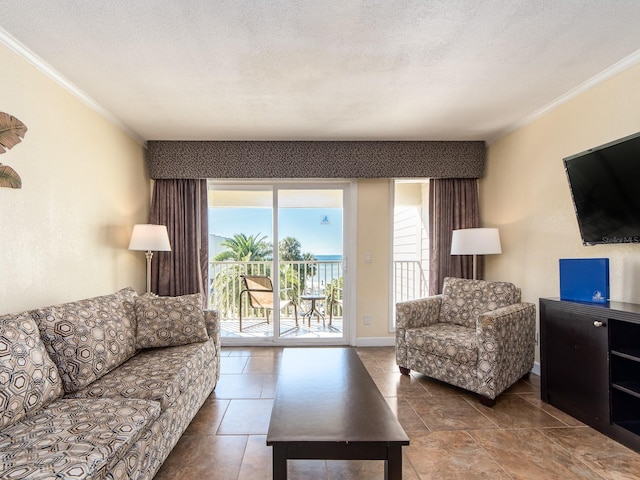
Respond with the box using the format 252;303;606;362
439;277;520;328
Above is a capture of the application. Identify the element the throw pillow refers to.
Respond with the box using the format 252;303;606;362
30;287;139;393
134;293;209;349
0;312;63;429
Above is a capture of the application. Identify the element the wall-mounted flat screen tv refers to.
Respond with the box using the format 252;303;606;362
564;131;640;245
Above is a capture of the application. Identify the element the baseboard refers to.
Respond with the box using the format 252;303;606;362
532;361;541;376
353;337;395;347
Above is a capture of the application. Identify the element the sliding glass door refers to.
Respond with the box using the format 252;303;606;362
208;181;350;344
276;188;344;339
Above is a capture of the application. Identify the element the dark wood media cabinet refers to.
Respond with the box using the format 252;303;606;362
540;298;640;452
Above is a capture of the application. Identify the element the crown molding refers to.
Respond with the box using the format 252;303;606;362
0;27;146;146
488;49;640;145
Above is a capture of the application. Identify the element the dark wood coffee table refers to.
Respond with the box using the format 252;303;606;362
266;347;409;479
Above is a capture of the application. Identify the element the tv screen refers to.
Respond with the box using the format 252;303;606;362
564;131;640;245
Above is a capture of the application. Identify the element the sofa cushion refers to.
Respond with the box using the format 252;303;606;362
30;288;138;394
405;323;478;364
0;397;160;480
0;312;63;429
134;293;209;349
439;277;519;328
66;339;216;412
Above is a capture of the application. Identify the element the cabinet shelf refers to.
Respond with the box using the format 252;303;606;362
612;382;640;399
611;348;640;362
614;421;640;437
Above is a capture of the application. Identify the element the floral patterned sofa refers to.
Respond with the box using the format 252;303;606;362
395;277;536;406
0;288;220;480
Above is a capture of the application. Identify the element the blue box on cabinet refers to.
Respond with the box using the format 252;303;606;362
559;258;609;304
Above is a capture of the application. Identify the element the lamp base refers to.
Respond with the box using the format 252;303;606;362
145;250;153;294
472;254;478;280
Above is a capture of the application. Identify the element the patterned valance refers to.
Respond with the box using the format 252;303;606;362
146;141;485;179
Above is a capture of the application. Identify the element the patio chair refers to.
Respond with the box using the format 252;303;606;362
239;275;298;331
328;285;343;326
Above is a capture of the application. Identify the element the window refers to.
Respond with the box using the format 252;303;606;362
391;179;429;329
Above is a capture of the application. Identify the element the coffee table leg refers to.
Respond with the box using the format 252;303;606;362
385;446;402;480
272;446;287;480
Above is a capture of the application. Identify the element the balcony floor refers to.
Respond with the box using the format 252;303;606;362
220;317;343;339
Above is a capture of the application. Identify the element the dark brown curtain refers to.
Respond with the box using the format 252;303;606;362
150;179;208;300
428;178;480;294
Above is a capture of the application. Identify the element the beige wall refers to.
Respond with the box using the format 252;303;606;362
0;44;150;314
356;179;393;338
482;62;640;358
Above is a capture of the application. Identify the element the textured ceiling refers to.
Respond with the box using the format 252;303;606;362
1;1;640;143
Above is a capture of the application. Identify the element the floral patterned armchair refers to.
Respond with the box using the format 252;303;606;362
395;277;536;406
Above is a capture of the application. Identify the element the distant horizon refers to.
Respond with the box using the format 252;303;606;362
207;240;342;260
311;254;343;260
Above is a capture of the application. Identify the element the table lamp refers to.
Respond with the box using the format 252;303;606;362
450;228;502;280
128;224;171;293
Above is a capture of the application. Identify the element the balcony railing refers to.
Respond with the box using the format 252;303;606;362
393;260;429;303
209;260;343;321
210;259;427;325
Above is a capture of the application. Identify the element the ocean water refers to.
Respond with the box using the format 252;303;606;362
314;254;343;262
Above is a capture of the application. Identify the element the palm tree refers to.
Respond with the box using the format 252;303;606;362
215;233;272;261
279;237;303;261
279;237;316;293
212;233;272;315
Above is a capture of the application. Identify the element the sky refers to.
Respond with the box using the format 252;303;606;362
209;207;343;256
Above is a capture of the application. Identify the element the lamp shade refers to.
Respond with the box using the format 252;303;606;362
451;228;502;255
128;224;172;252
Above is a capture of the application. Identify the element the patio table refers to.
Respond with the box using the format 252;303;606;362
300;294;326;326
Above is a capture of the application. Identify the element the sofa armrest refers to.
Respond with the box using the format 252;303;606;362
476;302;536;398
204;310;221;353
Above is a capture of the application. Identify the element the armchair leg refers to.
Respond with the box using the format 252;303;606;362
478;395;496;408
399;366;410;375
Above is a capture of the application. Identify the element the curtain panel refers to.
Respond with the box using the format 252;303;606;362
428;178;480;295
150;179;209;300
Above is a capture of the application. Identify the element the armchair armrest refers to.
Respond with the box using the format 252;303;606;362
476;302;536;398
395;295;442;370
477;302;536;339
395;295;442;330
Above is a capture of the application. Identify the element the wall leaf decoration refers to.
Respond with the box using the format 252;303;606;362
0;164;22;188
0;112;28;189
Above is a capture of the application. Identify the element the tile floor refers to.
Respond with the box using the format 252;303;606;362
153;346;640;479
